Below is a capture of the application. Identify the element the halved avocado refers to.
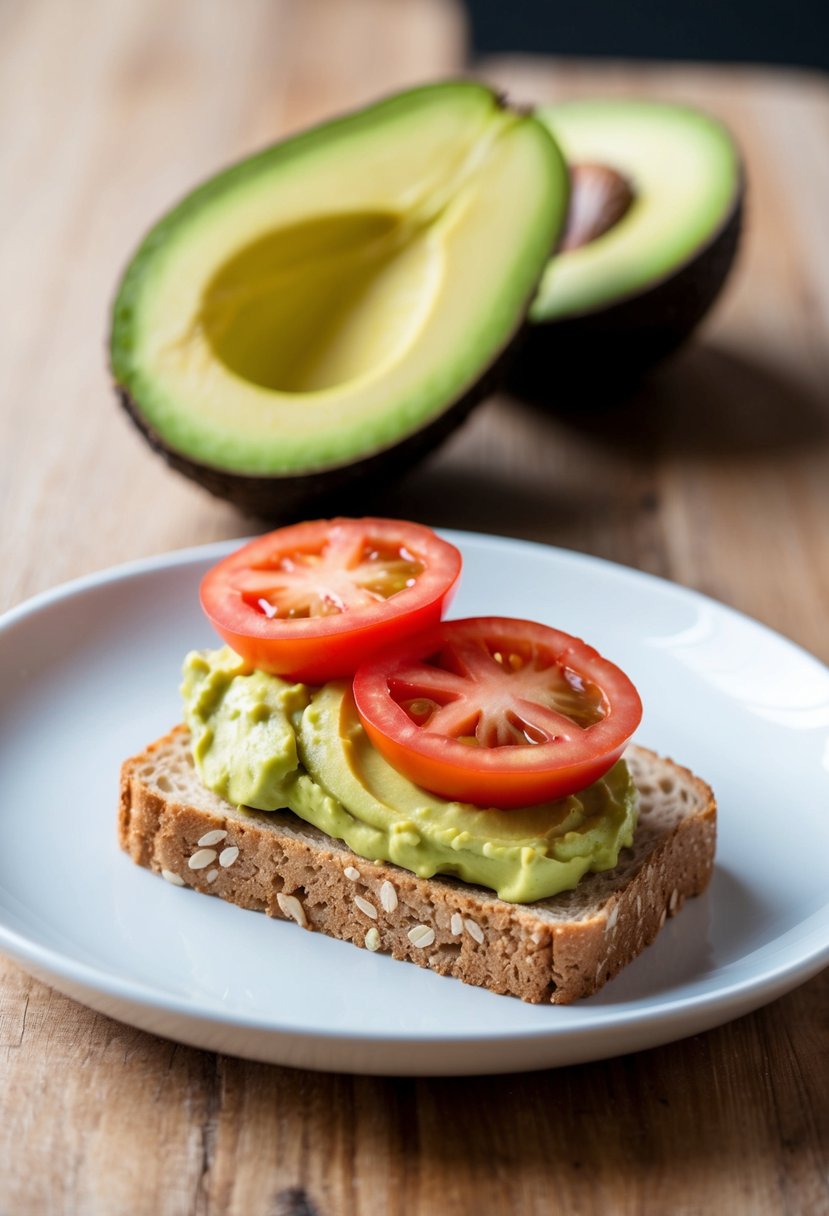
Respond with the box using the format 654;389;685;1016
111;83;568;516
509;99;743;400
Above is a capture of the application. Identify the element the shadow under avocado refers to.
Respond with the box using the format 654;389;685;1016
343;339;827;555
515;340;829;460
356;458;626;541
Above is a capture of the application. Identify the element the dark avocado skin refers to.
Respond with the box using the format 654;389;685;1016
115;338;516;520
507;189;743;405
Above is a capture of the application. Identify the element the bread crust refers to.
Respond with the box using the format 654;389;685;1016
118;728;716;1004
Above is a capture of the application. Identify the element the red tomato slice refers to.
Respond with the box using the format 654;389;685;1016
352;617;643;808
200;518;462;683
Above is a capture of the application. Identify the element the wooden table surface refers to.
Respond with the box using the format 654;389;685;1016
1;1;828;1212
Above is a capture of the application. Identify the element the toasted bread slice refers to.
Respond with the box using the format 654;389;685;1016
119;729;716;1004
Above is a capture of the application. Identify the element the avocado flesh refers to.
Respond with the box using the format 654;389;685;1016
112;83;567;484
531;99;741;321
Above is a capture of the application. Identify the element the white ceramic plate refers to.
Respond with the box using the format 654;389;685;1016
1;532;828;1075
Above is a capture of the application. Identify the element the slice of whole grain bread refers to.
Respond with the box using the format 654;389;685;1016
119;728;716;1003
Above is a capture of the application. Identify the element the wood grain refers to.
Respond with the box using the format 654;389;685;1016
0;0;467;613
1;3;828;1212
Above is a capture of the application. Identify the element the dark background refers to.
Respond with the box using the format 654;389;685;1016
467;0;829;72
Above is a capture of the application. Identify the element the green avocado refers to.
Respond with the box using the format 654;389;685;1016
181;648;638;904
181;647;311;807
111;83;568;516
511;99;743;397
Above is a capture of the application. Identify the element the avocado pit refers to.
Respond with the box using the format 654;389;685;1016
558;163;635;253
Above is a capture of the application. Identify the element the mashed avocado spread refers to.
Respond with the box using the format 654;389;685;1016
182;647;637;903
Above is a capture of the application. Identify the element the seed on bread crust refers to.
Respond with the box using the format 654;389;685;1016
198;829;227;848
219;845;239;868
380;880;398;913
464;918;484;944
354;895;378;920
408;924;436;949
161;868;185;886
188;848;217;870
365;927;381;951
277;891;308;929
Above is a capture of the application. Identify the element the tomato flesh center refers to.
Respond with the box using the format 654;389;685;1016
391;640;606;750
235;537;425;621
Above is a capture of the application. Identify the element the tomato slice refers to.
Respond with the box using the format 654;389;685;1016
200;518;462;683
352;617;643;808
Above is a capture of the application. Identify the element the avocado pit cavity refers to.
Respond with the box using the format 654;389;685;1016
200;211;440;394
